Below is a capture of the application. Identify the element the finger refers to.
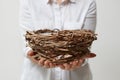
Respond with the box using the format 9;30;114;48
27;50;35;56
49;63;56;68
80;59;84;63
59;64;65;69
76;59;83;67
38;58;46;66
70;60;82;70
27;53;38;64
71;60;79;68
44;60;50;68
63;63;71;70
84;53;96;59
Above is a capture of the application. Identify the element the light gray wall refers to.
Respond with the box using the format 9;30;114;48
90;0;120;80
0;0;120;80
0;0;23;80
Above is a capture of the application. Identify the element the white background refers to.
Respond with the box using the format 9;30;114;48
0;0;120;80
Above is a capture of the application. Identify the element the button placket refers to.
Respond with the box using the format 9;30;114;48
53;4;63;30
54;67;62;80
52;4;63;80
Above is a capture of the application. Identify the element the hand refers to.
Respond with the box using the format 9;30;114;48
58;53;96;70
58;59;84;70
38;58;56;68
27;50;56;68
27;50;39;63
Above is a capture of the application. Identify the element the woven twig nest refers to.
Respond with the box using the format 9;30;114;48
25;29;97;64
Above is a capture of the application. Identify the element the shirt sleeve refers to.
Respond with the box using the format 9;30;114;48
81;0;97;66
19;0;34;57
82;0;97;32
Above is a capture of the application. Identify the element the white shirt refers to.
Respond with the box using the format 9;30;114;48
19;0;96;80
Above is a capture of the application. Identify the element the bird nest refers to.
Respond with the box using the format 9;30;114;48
25;29;97;64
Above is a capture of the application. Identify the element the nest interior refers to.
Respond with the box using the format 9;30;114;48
25;29;97;65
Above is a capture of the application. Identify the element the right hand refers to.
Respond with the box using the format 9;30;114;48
27;50;56;68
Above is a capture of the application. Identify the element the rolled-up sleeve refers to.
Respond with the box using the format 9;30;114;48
83;0;97;32
19;0;34;56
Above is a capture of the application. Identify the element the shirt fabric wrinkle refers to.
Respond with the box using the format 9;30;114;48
20;0;96;80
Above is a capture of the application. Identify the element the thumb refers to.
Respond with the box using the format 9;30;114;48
84;53;96;59
27;50;35;56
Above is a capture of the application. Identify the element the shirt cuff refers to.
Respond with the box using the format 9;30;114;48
81;59;88;67
24;47;32;57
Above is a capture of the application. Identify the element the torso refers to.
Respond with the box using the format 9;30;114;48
28;0;92;30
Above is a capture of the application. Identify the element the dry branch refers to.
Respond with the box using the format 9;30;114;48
25;29;97;64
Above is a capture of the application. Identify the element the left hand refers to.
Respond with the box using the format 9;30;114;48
58;53;96;70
